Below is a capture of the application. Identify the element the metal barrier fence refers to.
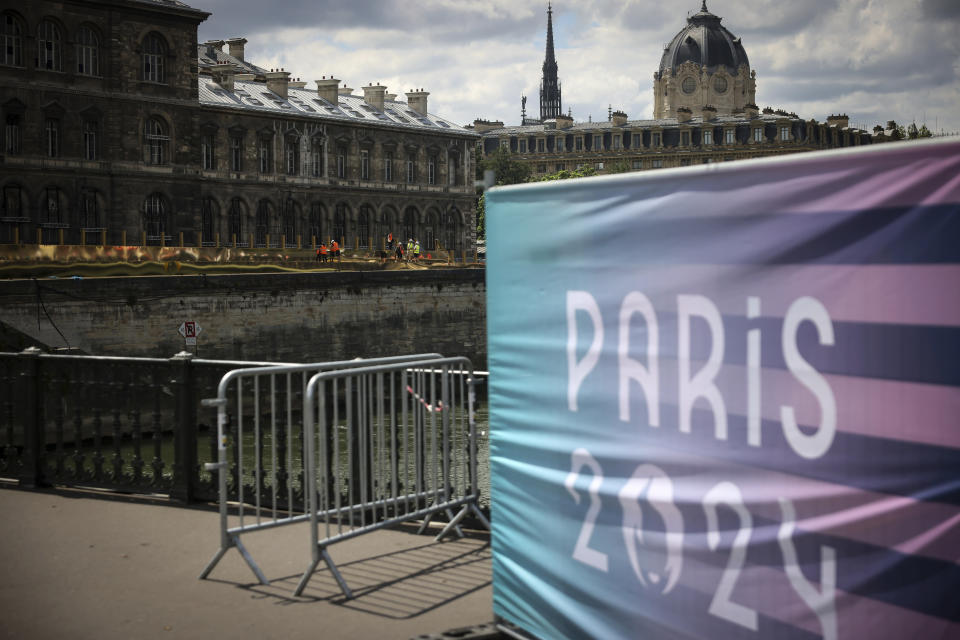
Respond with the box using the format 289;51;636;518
297;357;489;597
199;354;489;593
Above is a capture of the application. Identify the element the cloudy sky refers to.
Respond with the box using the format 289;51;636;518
195;0;960;133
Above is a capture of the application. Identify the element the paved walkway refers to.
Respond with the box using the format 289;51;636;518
0;488;496;640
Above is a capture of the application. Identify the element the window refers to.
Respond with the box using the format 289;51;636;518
448;155;457;186
652;132;661;147
703;130;713;145
780;126;791;142
45;118;59;157
384;152;393;181
500;139;508;149
310;138;323;177
79;189;99;229
43;187;64;225
259;135;273;173
725;129;735;144
5;113;21;154
575;137;583;151
77;26;99;76
282;199;296;243
83;120;98;160
201;133;215;170
286;136;299;175
406;154;415;183
360;149;369;180
144;193;166;241
753;127;763;143
538;163;546;173
632;159;642;169
593;135;602;150
358;206;371;248
38;20;62;71
632;134;641;148
652;159;663;169
230;134;243;171
681;131;690;146
680;159;691;167
333;204;347;242
1;13;23;67
308;203;322;242
537;139;545;153
613;135;621;150
556;137;565;152
144;118;168;165
143;33;165;83
595;162;604;170
255;200;271;246
427;155;436;185
2;184;23;219
337;147;346;178
518;139;527;153
228;198;244;242
555;163;564;171
201;197;216;241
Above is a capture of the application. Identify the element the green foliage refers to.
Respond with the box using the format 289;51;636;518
605;160;632;174
886;120;907;140
476;193;485;239
538;166;597;181
478;146;532;186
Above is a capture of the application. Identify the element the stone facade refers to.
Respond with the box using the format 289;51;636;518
0;0;478;254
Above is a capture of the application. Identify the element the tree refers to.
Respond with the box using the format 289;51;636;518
539;166;597;182
476;193;486;239
477;146;532;186
605;160;632;174
886;120;906;140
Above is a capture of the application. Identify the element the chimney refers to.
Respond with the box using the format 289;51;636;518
744;103;759;118
315;77;340;104
202;39;224;59
555;113;574;128
265;69;290;99
406;89;429;116
677;106;692;123
611;110;628;126
338;84;354;96
385;93;397;102
211;62;235;92
701;105;717;121
289;79;307;89
472;119;505;133
226;37;247;62
827;113;849;128
362;83;387;111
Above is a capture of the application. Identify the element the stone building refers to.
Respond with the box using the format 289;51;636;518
475;2;872;177
0;0;478;254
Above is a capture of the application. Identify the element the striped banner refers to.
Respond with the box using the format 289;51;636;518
485;139;960;640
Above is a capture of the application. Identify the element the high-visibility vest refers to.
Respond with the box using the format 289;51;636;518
414;242;420;253
319;244;327;254
332;241;339;252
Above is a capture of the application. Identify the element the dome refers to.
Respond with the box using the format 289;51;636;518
657;1;749;78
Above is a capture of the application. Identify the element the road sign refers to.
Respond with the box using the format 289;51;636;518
178;321;202;346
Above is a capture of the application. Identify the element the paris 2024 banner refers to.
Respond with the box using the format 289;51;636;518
485;139;960;640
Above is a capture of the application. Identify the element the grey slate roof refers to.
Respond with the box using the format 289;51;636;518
128;0;208;14
197;45;267;76
198;78;474;135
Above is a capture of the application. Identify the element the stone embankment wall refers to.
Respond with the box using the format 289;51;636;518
0;270;487;369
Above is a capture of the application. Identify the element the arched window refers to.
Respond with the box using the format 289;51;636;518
423;210;437;252
444;209;462;255
77;25;99;76
403;207;417;241
38;20;62;71
285;133;300;176
144;193;167;244
255;199;272;247
309;203;323;244
1;13;23;67
357;205;371;248
333;204;347;243
228;197;244;244
282;197;296;245
201;197;217;244
144;117;168;165
142;33;166;83
79;188;100;230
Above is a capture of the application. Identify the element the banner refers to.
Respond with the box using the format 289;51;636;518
485;139;960;640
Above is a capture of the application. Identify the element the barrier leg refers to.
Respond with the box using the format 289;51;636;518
198;545;230;580
295;556;321;597
234;536;270;585
322;547;354;599
435;507;467;542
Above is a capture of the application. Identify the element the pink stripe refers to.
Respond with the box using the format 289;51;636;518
654;361;960;450
635;264;960;327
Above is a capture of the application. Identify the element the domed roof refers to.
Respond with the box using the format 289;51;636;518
657;1;749;78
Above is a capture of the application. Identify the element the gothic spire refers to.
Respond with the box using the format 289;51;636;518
539;3;561;120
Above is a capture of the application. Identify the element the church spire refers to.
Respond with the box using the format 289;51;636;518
540;3;562;121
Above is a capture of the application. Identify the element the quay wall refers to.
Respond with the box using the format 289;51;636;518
0;270;488;368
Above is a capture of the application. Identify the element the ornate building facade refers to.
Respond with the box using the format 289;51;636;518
0;0;478;253
475;2;872;177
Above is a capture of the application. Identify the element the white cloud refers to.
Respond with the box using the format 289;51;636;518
197;0;960;133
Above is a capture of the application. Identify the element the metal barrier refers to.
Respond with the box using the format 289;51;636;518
197;353;481;590
296;356;489;597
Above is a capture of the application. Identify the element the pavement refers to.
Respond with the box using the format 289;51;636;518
0;487;498;640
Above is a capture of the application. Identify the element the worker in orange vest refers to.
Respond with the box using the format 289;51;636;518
318;242;328;263
331;239;340;259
